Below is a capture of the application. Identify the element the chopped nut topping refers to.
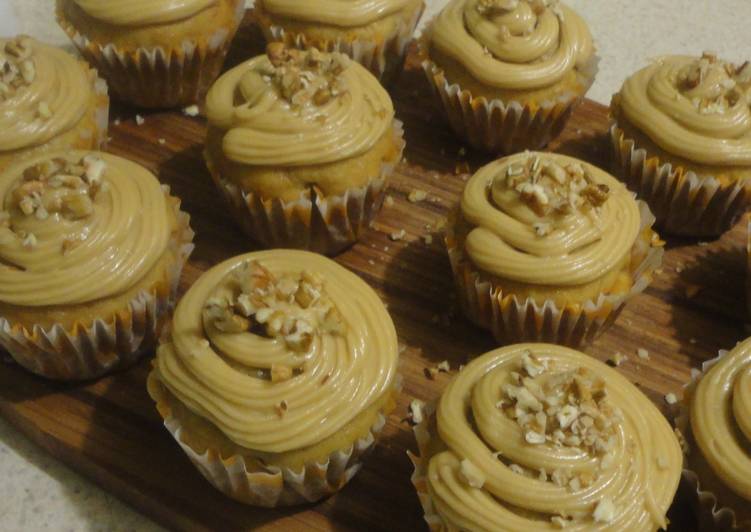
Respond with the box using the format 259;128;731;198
275;399;288;418
677;53;751;115
459;458;485;488
21;232;37;248
476;0;520;14
593;497;616;523
0;37;36;101
271;364;293;383
409;398;425;425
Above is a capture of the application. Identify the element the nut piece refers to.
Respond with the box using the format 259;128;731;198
271;364;293;383
459;458;486;488
409;398;425;425
593;497;616;523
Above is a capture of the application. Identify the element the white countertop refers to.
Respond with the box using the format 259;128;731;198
1;0;750;530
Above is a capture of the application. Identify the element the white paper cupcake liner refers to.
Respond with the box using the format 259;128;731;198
407;402;446;531
447;201;663;347
611;124;751;237
206;121;404;256
57;0;245;108
0;189;194;381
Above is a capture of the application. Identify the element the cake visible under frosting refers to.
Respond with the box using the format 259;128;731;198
72;0;217;26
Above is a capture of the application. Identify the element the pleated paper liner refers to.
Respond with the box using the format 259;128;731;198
148;375;401;508
446;201;663;347
56;0;245;108
611;124;751;238
675;350;751;531
407;402;445;531
205;121;405;256
257;2;425;83
0;189;194;381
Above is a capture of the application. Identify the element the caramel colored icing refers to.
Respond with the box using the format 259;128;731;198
73;0;217;26
258;0;413;27
152;250;398;453
460;152;641;285
429;0;594;90
206;45;394;167
0;151;173;307
0;37;92;154
690;337;751;501
424;344;681;530
618;53;751;166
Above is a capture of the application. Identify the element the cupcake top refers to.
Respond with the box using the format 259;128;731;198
422;344;681;530
617;53;751;166
258;0;413;26
429;0;594;90
152;250;398;453
206;44;395;167
0;151;176;307
72;0;217;26
0;36;94;155
690;338;751;502
459;152;641;285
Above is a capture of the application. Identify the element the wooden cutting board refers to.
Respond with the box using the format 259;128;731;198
0;12;746;531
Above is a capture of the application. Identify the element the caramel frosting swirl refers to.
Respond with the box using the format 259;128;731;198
73;0;217;26
430;0;594;90
258;0;413;26
0;37;92;154
206;46;394;167
460;152;641;285
424;344;681;530
152;250;399;453
618;53;751;166
690;337;751;501
0;151;173;307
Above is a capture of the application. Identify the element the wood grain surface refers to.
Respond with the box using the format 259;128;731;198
0;12;746;531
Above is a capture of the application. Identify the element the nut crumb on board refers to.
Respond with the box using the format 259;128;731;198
183;104;200;117
135;114;144;125
384;195;394;207
389;229;406;241
408;189;428;203
606;352;626;367
409;399;426;425
637;348;650;361
664;393;678;405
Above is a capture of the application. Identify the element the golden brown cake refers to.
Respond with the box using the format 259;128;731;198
147;249;400;506
204;44;404;255
0;151;193;380
56;0;244;108
447;152;663;346
254;0;425;82
0;36;108;171
611;53;751;237
409;343;683;531
420;0;597;153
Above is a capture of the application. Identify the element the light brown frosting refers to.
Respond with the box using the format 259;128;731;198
0;151;173;307
460;152;641;285
430;0;594;90
425;343;682;531
152;250;399;453
690;337;751;501
205;47;394;167
618;54;751;166
73;0;217;26
0;37;92;154
259;0;413;26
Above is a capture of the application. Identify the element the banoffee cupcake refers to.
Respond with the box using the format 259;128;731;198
0;36;108;172
447;152;663;347
254;0;425;82
421;0;597;154
204;44;404;255
147;250;400;506
0;151;194;380
678;338;751;530
409;344;683;531
56;0;244;108
611;53;751;237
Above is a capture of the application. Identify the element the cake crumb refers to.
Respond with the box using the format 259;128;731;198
135;114;144;126
637;348;650;361
183;104;200;117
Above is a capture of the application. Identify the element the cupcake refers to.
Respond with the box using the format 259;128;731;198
0;151;194;380
447;152;663;347
409;343;683;530
678;338;751;530
147;249;400;506
254;0;425;82
611;53;751;237
0;36;108;172
56;0;245;108
420;0;597;154
204;44;404;255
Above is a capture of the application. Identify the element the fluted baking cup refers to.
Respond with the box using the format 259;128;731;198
56;1;244;108
611;124;751;237
676;350;751;532
149;375;399;507
206;122;404;256
407;402;443;531
259;3;424;82
0;190;194;381
446;201;662;347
